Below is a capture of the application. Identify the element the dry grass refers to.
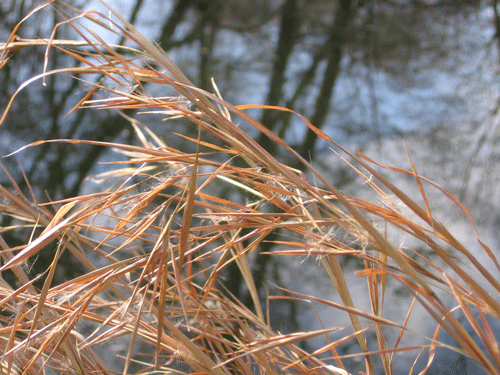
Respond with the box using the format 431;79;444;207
0;1;499;374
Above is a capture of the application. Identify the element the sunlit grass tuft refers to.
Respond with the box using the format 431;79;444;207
0;1;499;374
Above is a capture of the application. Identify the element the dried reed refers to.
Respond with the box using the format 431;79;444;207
0;1;499;374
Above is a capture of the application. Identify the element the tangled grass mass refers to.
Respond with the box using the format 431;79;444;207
0;1;499;374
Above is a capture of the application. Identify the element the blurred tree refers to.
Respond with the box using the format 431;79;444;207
494;0;500;37
299;0;353;160
257;0;302;154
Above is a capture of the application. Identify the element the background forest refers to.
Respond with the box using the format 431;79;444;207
1;0;500;374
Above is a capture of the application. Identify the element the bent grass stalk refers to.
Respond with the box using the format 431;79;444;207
0;1;499;374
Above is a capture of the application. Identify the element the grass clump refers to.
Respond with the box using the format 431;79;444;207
0;1;499;374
